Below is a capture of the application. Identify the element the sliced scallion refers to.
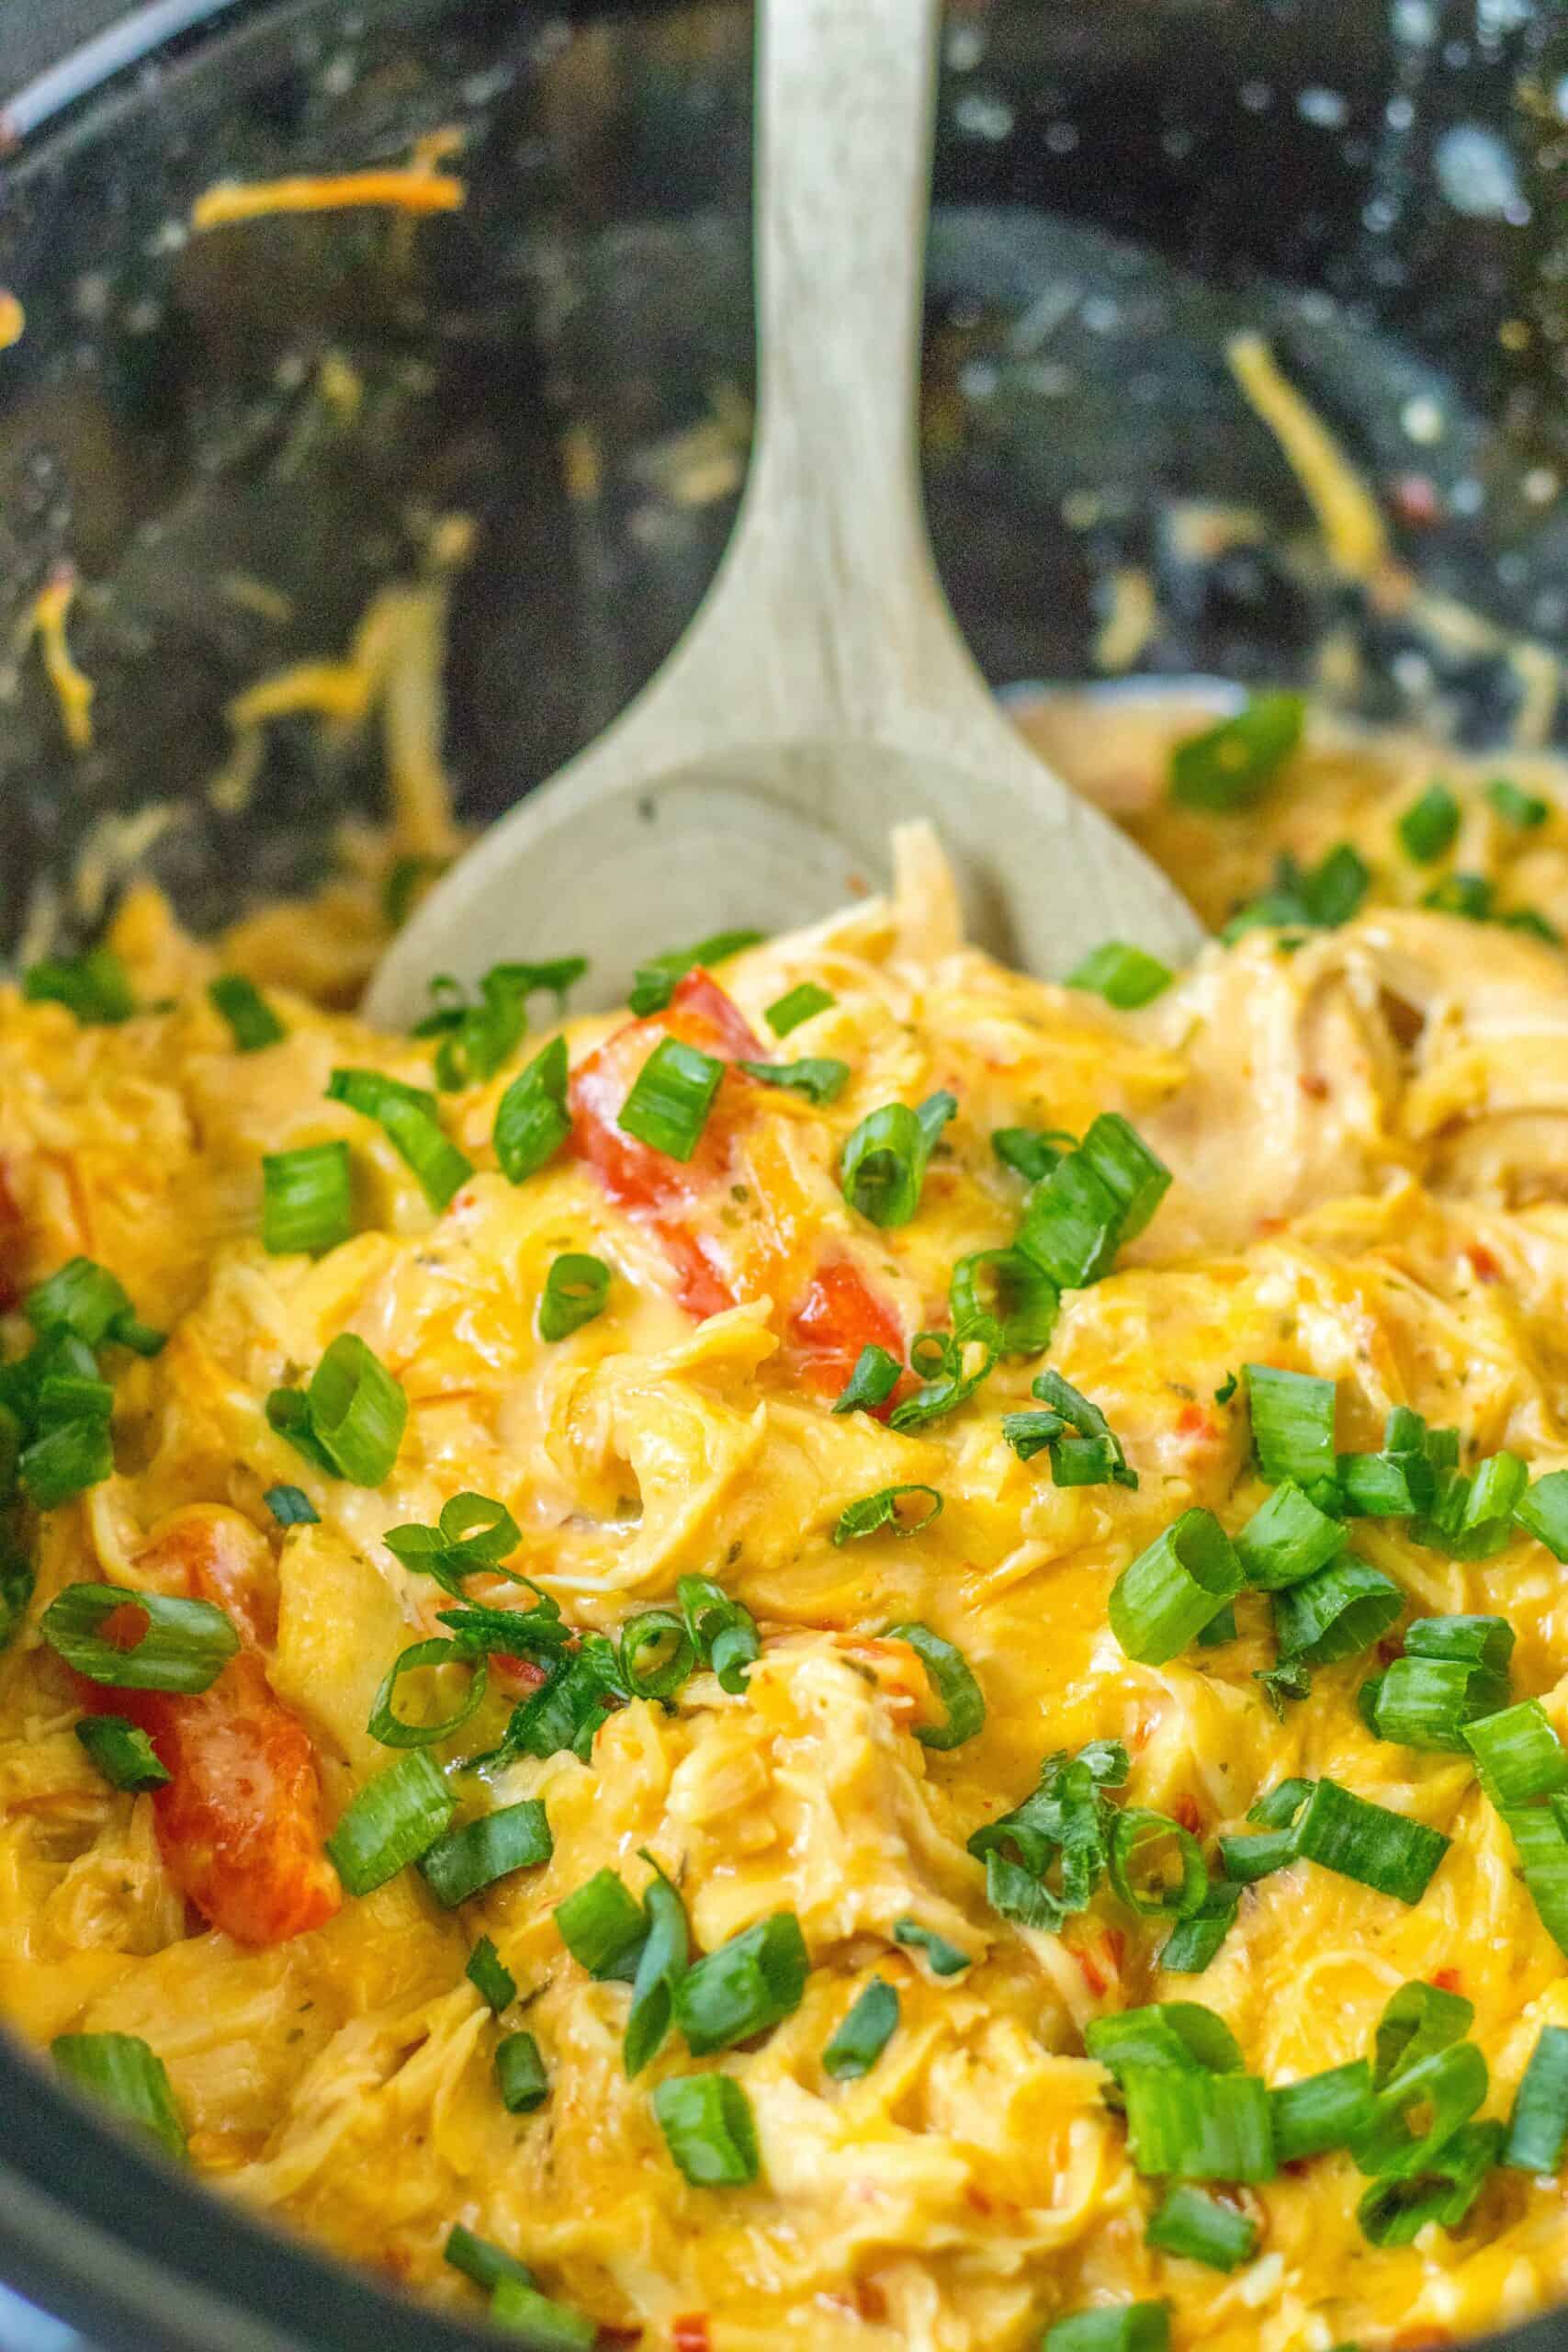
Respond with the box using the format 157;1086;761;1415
495;2030;548;2114
554;1870;647;1980
833;1484;943;1544
467;1934;516;2012
652;2071;760;2186
736;1056;849;1105
324;1749;455;1894
1271;1555;1404;1666
1120;2064;1275;2182
208;973;285;1051
326;1067;472;1211
1143;2181;1258;2270
1235;1477;1347;1589
419;1799;553;1908
1066;942;1174;1010
822;1978;899;2081
839;1092;955;1227
1269;2059;1374;2163
618;1036;725;1161
831;1344;901;1416
765;981;834;1037
673;1912;808;2056
73;1713;170;1792
494;1035;571;1184
1463;1700;1568;1806
883;1621;985;1750
39;1583;238;1694
1397;783;1461;864
1168;691;1303;813
628;930;762;1018
892;1916;971;1976
1158;1881;1240;1975
52;2032;186;2161
538;1253;611;1343
1244;1364;1337;1488
262;1142;354;1255
367;1636;488;1750
949;1247;1057;1357
24;947;135;1024
1503;2025;1568;2175
1109;1509;1243;1666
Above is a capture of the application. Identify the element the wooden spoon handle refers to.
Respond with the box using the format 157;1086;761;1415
661;0;1001;748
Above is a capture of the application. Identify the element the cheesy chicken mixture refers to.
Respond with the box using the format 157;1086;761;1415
8;701;1568;2352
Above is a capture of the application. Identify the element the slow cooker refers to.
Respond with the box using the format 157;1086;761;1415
1;2;1565;2346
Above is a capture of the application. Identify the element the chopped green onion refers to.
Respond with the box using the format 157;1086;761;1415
443;2223;536;2296
262;1142;354;1255
264;1484;318;1526
1120;2064;1275;2182
467;1935;516;2012
208;973;285;1051
676;1575;760;1696
0;1543;33;1655
385;1492;525;1599
618;1035;725;1161
625;1866;689;2077
73;1714;170;1792
992;1125;1076;1182
888;1326;997;1432
20;1413;115;1509
324;1750;455;1894
1066;942;1174;1010
494;1036;572;1184
1197;1605;1237;1648
1504;2025;1568;2175
1085;2001;1242;2080
367;1636;488;1749
52;2032;186;2161
537;1252;611;1343
628;930;763;1018
419;1799;552;1908
1503;907;1562;944
950;1247;1057;1357
24;946;135;1024
1109;1809;1207;1920
1272;1555;1404;1665
1486;778;1549;829
618;1607;696;1702
652;2071;760;2187
1307;842;1371;925
1371;1656;1510;1753
1356;2119;1504;2246
495;2030;548;2114
1254;1657;1312;1718
26;1258;135;1347
1423;872;1493;920
39;1583;239;1694
831;1344;902;1416
1397;783;1461;864
1143;2181;1258;2270
1373;1979;1474;2087
1168;691;1303;812
1292;1778;1449;1904
1464;1700;1568;1806
839;1091;955;1227
415;960;584;1091
1079;1114;1172;1246
1016;1368;1137;1489
823;1978;899;2081
766;981;834;1037
489;2278;595;2348
833;1484;943;1544
892;1916;971;1976
1217;1781;1310;1883
1244;1364;1337;1487
1018;1157;1120;1289
1109;1509;1243;1666
1352;2039;1488;2180
1269;2059;1374;2162
674;1911;808;2055
1235;1477;1348;1589
1504;1799;1568;1954
1515;1471;1568;1561
1158;1881;1240;1974
1407;1613;1515;1668
736;1054;849;1104
383;854;448;931
326;1067;472;1211
883;1622;985;1750
555;1870;648;1980
300;1332;407;1486
1043;2305;1170;2352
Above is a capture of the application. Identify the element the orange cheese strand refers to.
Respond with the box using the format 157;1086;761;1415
191;167;464;232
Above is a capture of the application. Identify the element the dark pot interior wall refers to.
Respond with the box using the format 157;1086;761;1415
0;0;1563;957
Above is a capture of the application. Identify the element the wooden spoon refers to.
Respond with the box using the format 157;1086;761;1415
367;0;1201;1028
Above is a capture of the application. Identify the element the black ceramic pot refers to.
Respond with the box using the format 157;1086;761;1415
0;4;1565;2347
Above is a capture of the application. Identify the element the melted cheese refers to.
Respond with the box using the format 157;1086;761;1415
4;718;1568;2350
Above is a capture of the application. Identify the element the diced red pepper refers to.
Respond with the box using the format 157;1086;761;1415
96;1511;340;1945
568;969;762;1317
785;1259;905;1406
